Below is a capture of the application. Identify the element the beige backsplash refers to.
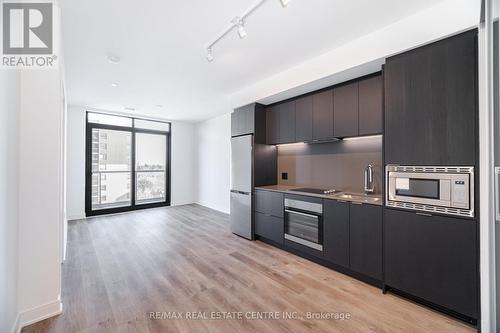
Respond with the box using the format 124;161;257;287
277;137;383;194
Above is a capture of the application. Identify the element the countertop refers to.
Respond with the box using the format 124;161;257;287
255;185;383;206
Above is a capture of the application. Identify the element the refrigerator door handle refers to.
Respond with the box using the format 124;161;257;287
495;167;500;222
231;189;251;195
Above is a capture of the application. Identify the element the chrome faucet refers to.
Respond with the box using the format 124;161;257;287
364;164;375;194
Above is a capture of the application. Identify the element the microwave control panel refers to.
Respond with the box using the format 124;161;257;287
451;178;469;209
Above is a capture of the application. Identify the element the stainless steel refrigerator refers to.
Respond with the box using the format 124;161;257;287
230;135;253;239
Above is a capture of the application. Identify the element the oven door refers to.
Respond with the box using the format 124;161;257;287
388;172;451;207
284;209;323;251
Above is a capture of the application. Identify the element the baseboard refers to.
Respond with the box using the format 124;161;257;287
67;213;86;221
196;201;230;214
10;314;20;333
16;299;62;332
171;201;195;206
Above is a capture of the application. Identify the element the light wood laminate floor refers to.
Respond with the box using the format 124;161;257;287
22;204;475;333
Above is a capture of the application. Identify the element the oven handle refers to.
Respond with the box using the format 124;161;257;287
285;209;320;219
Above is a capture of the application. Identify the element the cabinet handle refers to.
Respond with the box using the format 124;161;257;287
351;202;363;205
416;212;432;217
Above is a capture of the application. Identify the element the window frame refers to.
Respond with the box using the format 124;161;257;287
85;111;172;217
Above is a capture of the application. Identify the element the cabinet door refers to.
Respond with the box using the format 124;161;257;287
231;105;255;137
312;90;334;140
295;96;313;142
266;106;280;144
384;30;476;165
255;212;284;245
349;203;382;280
323;200;350;268
231;110;240;137
359;76;383;135
278;101;296;143
384;208;478;319
334;82;359;137
255;190;284;218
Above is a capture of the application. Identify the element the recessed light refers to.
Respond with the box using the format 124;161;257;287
124;107;136;112
111;82;119;87
155;104;163;108
106;54;120;64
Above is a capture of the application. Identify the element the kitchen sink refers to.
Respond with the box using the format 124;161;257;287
334;193;381;204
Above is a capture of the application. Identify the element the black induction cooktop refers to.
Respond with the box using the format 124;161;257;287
289;188;339;195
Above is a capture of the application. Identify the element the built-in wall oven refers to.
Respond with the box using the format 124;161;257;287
386;165;474;217
284;198;323;251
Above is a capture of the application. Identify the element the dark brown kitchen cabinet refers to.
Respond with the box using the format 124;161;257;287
266;106;280;145
295;96;313;142
384;208;478;320
254;189;283;218
323;199;350;268
278;101;296;143
359;76;383;135
349;203;382;280
334;82;359;137
255;212;284;245
384;29;477;165
312;90;334;140
254;190;284;245
231;103;266;143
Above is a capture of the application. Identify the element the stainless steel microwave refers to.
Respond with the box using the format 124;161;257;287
386;165;474;218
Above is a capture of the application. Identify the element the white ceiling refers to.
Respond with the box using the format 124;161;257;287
61;0;443;122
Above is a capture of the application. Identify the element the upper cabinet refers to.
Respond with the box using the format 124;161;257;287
263;73;383;145
266;105;280;145
232;103;266;143
295;96;313;142
312;90;334;140
384;30;477;165
278;101;296;144
359;76;383;136
334;82;359;137
266;100;296;144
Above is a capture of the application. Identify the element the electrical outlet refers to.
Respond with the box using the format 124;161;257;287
282;172;288;180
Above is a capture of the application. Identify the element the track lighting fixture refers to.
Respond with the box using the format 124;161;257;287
205;0;291;62
232;17;247;39
206;48;214;62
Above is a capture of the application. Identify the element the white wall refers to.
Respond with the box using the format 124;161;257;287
66;106;86;220
195;113;231;214
170;121;196;206
17;69;65;328
0;71;20;333
65;106;196;219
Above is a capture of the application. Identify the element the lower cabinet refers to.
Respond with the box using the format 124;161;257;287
255;212;283;245
323;200;382;281
349;203;383;280
384;208;478;319
323;200;350;268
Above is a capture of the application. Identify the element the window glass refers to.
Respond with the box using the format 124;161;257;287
134;119;170;132
88;112;132;127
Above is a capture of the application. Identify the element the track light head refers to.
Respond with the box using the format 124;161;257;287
206;48;214;62
232;17;247;39
237;24;247;39
280;0;290;7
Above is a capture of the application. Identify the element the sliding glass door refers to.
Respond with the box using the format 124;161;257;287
85;112;171;216
90;128;132;210
135;132;167;205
